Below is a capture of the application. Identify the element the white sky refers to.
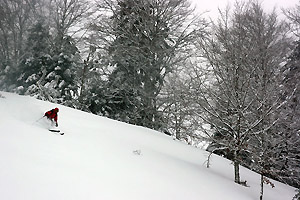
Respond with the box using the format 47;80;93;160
191;0;299;20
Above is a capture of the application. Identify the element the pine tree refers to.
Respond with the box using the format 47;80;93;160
45;35;81;106
94;0;200;129
274;40;300;188
104;0;170;128
16;20;81;106
17;20;53;97
294;189;300;200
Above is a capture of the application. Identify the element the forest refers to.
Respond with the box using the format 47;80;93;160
0;0;299;199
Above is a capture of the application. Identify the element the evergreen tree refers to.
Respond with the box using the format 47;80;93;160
275;40;300;188
105;0;171;129
16;20;81;106
17;20;53;97
294;189;300;200
95;0;200;129
45;35;81;106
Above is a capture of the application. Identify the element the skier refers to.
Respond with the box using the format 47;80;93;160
44;108;59;127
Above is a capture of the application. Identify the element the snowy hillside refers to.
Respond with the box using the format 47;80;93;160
0;91;296;200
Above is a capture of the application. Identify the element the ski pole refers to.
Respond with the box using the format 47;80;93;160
35;116;45;123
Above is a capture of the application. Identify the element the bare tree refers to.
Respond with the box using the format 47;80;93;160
283;3;300;37
193;1;290;191
47;0;93;48
0;0;38;89
159;65;203;143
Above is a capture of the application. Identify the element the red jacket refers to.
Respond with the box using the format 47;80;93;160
44;108;59;123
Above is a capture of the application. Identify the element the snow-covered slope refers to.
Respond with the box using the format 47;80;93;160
0;92;296;200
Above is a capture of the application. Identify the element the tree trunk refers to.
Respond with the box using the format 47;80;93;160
79;60;88;104
260;174;264;200
234;160;240;184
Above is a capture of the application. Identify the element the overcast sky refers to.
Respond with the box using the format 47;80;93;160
191;0;299;20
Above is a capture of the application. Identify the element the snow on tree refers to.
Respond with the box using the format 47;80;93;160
281;3;300;192
0;0;39;91
91;0;206;129
17;20;52;97
274;40;300;189
158;61;207;144
14;19;80;106
193;1;291;192
46;35;81;106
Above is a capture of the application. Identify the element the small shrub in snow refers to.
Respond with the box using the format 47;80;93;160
133;150;142;156
293;189;300;200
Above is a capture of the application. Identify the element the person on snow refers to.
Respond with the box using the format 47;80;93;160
44;108;59;127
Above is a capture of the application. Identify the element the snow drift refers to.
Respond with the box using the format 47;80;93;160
0;91;296;200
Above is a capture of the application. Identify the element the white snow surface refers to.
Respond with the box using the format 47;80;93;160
0;91;296;200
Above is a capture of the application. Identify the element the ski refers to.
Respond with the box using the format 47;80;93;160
49;129;64;135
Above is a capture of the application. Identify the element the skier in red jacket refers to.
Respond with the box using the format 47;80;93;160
44;108;59;127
